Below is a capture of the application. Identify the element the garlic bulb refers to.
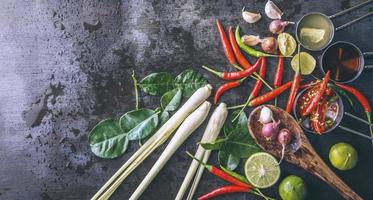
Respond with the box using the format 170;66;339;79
242;7;261;24
241;35;261;46
265;0;283;19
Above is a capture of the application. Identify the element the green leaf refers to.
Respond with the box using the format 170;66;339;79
138;72;174;96
200;137;227;150
161;89;183;112
224;110;248;136
159;111;170;126
218;150;240;171
224;128;260;158
88;119;128;159
119;108;159;141
174;69;207;97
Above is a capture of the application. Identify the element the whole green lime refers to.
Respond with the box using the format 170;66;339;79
329;142;358;170
279;175;307;200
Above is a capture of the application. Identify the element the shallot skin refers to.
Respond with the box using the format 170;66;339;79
261;37;278;54
261;120;281;141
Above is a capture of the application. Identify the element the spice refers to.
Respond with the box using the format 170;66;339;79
301;71;330;117
269;20;294;34
261;37;278;54
310;99;328;134
198;185;250;200
202;58;262;80
336;83;373;145
242;35;261;46
186;152;250;188
216;20;240;70
265;0;283;19
249;81;293;107
235;26;278;58
228;27;252;69
242;7;261;24
214;79;244;104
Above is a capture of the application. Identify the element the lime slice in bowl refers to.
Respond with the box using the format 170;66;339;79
244;152;281;188
278;33;297;56
291;52;316;75
300;28;325;43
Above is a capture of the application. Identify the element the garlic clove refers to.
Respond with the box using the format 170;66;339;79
265;0;283;20
241;35;262;46
242;7;262;24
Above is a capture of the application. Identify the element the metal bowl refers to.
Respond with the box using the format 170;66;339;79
292;86;344;134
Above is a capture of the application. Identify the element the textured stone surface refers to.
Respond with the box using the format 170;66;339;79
0;0;373;199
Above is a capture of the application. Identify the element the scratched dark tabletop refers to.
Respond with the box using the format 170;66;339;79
1;0;373;199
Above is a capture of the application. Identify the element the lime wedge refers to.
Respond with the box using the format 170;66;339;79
244;152;280;188
291;52;316;75
300;28;325;44
278;33;297;56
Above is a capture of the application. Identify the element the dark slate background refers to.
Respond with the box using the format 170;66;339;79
0;0;372;199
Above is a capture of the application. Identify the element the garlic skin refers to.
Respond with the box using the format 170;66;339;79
241;35;261;46
242;7;262;24
265;0;283;20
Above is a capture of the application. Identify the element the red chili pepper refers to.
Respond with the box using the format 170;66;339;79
249;81;293;107
301;71;330;117
202;58;262;80
250;57;267;98
335;83;373;144
285;72;301;113
310;99;328;135
273;56;284;88
186;152;250;188
198;185;250;200
216;20;239;68
228;26;252;69
214;79;244;104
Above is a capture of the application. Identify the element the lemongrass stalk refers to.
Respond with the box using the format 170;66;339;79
176;103;228;200
129;102;211;200
91;85;212;200
187;149;211;200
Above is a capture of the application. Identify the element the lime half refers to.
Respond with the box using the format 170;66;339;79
291;52;316;75
278;33;297;56
245;152;281;188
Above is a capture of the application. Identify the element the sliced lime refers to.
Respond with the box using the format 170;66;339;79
300;28;325;44
291;52;316;75
278;33;297;56
244;152;281;188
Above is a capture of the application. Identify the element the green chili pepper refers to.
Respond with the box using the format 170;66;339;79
235;26;278;58
328;84;354;107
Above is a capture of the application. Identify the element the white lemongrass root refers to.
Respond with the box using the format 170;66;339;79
91;84;212;200
176;103;228;200
129;101;211;200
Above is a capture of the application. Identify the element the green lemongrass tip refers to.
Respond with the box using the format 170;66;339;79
185;151;211;170
366;112;373;146
253;72;273;90
201;65;222;77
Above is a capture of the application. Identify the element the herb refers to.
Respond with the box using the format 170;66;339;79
120;108;160;141
174;69;208;97
218;150;240;171
88;69;208;159
88;119;129;159
138;72;174;95
201;111;260;167
161;89;183;111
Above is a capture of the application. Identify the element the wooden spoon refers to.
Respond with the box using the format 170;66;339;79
248;105;362;200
